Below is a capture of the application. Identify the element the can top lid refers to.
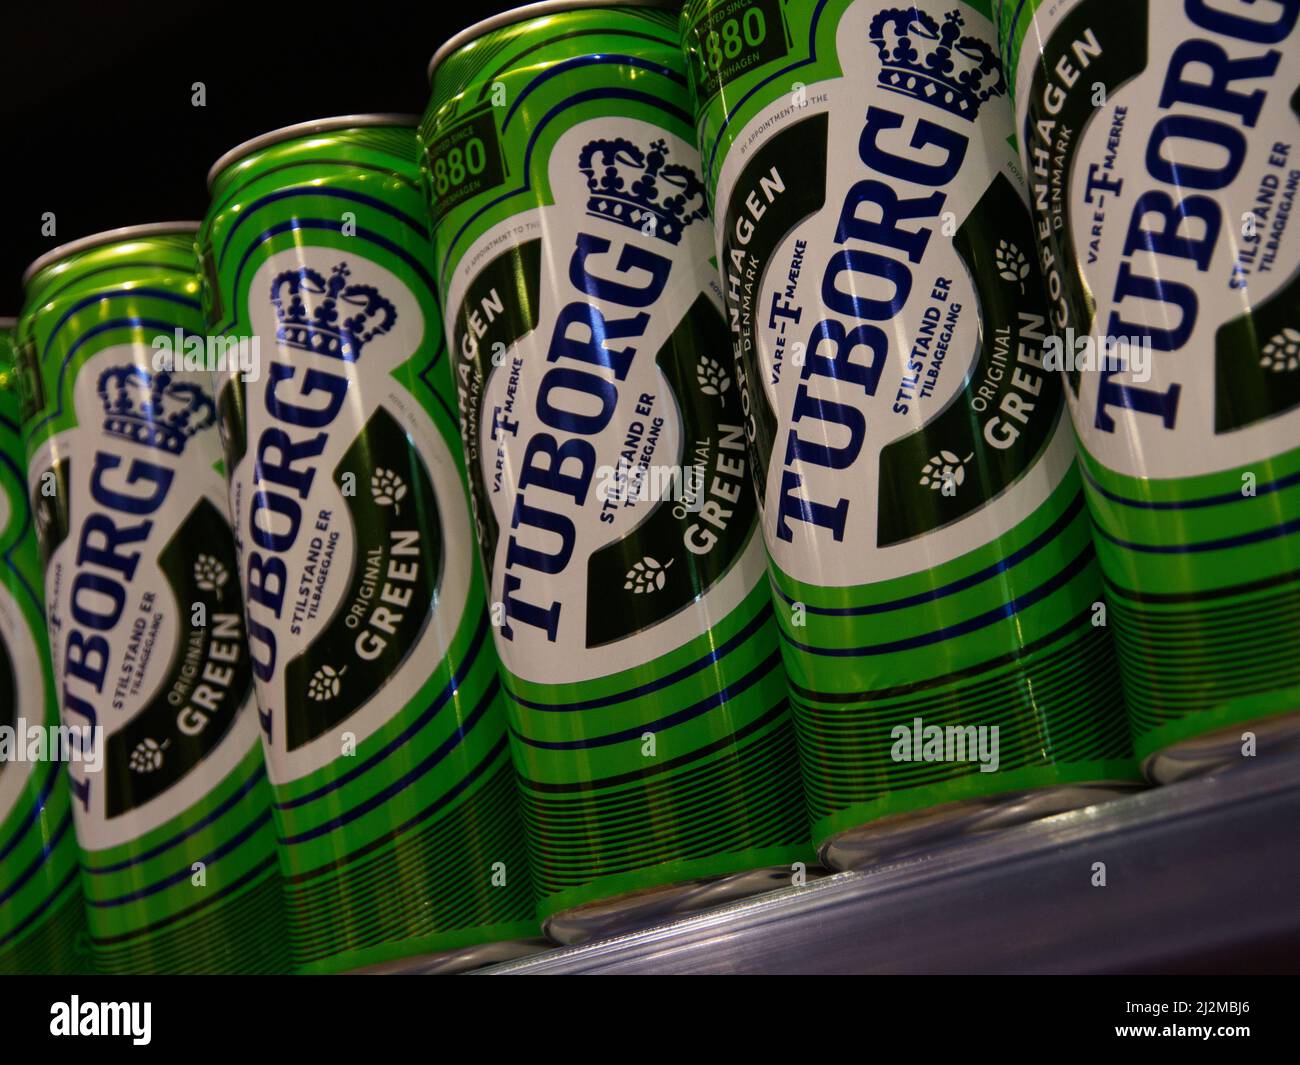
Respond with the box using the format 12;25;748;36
427;0;678;84
206;113;423;190
21;222;202;289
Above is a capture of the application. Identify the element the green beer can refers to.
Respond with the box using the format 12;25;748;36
17;226;290;972
0;321;89;974
995;1;1300;780
425;1;815;941
202;116;540;972
681;0;1141;866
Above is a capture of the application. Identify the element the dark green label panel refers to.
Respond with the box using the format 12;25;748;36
425;104;508;228
686;0;792;103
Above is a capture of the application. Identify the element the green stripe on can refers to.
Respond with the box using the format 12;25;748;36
682;0;1140;859
0;325;90;974
16;229;291;973
996;0;1300;776
424;3;815;928
202;119;538;972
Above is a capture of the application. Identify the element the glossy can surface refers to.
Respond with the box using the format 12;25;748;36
425;2;814;931
996;0;1300;779
17;229;290;972
0;322;89;974
682;0;1140;861
202;118;538;971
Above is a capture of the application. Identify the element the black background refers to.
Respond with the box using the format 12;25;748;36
0;0;525;313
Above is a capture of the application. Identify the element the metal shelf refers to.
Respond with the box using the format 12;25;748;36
478;749;1300;974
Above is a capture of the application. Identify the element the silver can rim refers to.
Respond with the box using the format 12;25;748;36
206;113;423;191
22;222;202;289
427;0;679;85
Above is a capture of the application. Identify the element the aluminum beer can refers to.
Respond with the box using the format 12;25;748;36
0;320;89;974
202;117;540;972
17;226;290;972
681;0;1141;866
425;1;816;942
995;1;1300;781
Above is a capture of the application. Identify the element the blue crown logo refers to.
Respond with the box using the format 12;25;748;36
869;7;1005;122
578;137;708;245
270;262;397;361
97;366;217;455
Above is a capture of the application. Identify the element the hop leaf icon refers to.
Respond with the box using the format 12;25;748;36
1260;327;1300;373
193;553;229;592
371;468;408;514
995;239;1031;283
697;355;731;396
128;737;170;774
624;556;674;594
307;664;346;702
918;450;975;493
